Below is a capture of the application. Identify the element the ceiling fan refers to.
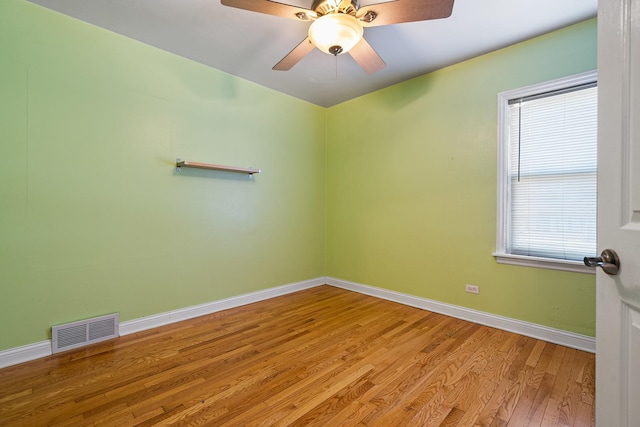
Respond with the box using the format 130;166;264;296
221;0;455;74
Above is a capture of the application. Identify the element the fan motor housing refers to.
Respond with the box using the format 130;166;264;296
312;0;359;17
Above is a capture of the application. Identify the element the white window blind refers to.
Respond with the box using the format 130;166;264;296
506;83;597;261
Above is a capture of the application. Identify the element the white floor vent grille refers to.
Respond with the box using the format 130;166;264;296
52;313;119;354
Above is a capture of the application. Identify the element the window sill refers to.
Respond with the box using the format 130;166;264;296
493;253;595;274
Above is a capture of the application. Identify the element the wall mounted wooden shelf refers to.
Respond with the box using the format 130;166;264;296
176;159;261;178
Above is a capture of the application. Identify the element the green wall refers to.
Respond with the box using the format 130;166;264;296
0;0;598;353
0;0;326;351
326;19;597;336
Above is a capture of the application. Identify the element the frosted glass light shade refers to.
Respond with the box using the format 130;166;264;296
308;13;363;55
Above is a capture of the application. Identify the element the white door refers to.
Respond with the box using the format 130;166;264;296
596;0;640;425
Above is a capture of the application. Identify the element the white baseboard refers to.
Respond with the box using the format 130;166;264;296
0;277;326;369
119;277;326;336
0;275;595;369
326;277;596;353
0;341;52;369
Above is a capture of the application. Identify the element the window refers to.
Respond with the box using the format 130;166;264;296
494;71;598;273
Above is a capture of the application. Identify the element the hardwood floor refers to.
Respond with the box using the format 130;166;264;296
0;285;595;426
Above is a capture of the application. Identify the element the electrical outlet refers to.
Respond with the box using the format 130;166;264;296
465;284;480;294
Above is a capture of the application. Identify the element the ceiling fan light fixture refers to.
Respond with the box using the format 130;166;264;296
308;13;363;56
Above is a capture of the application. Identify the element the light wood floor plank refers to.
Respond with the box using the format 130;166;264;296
0;285;594;426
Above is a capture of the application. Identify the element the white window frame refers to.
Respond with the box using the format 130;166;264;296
494;70;597;274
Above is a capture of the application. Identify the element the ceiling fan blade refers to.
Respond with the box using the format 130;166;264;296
273;37;315;71
349;38;386;74
357;0;454;27
221;0;316;20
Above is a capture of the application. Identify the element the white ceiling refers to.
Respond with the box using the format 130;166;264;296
28;0;597;107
